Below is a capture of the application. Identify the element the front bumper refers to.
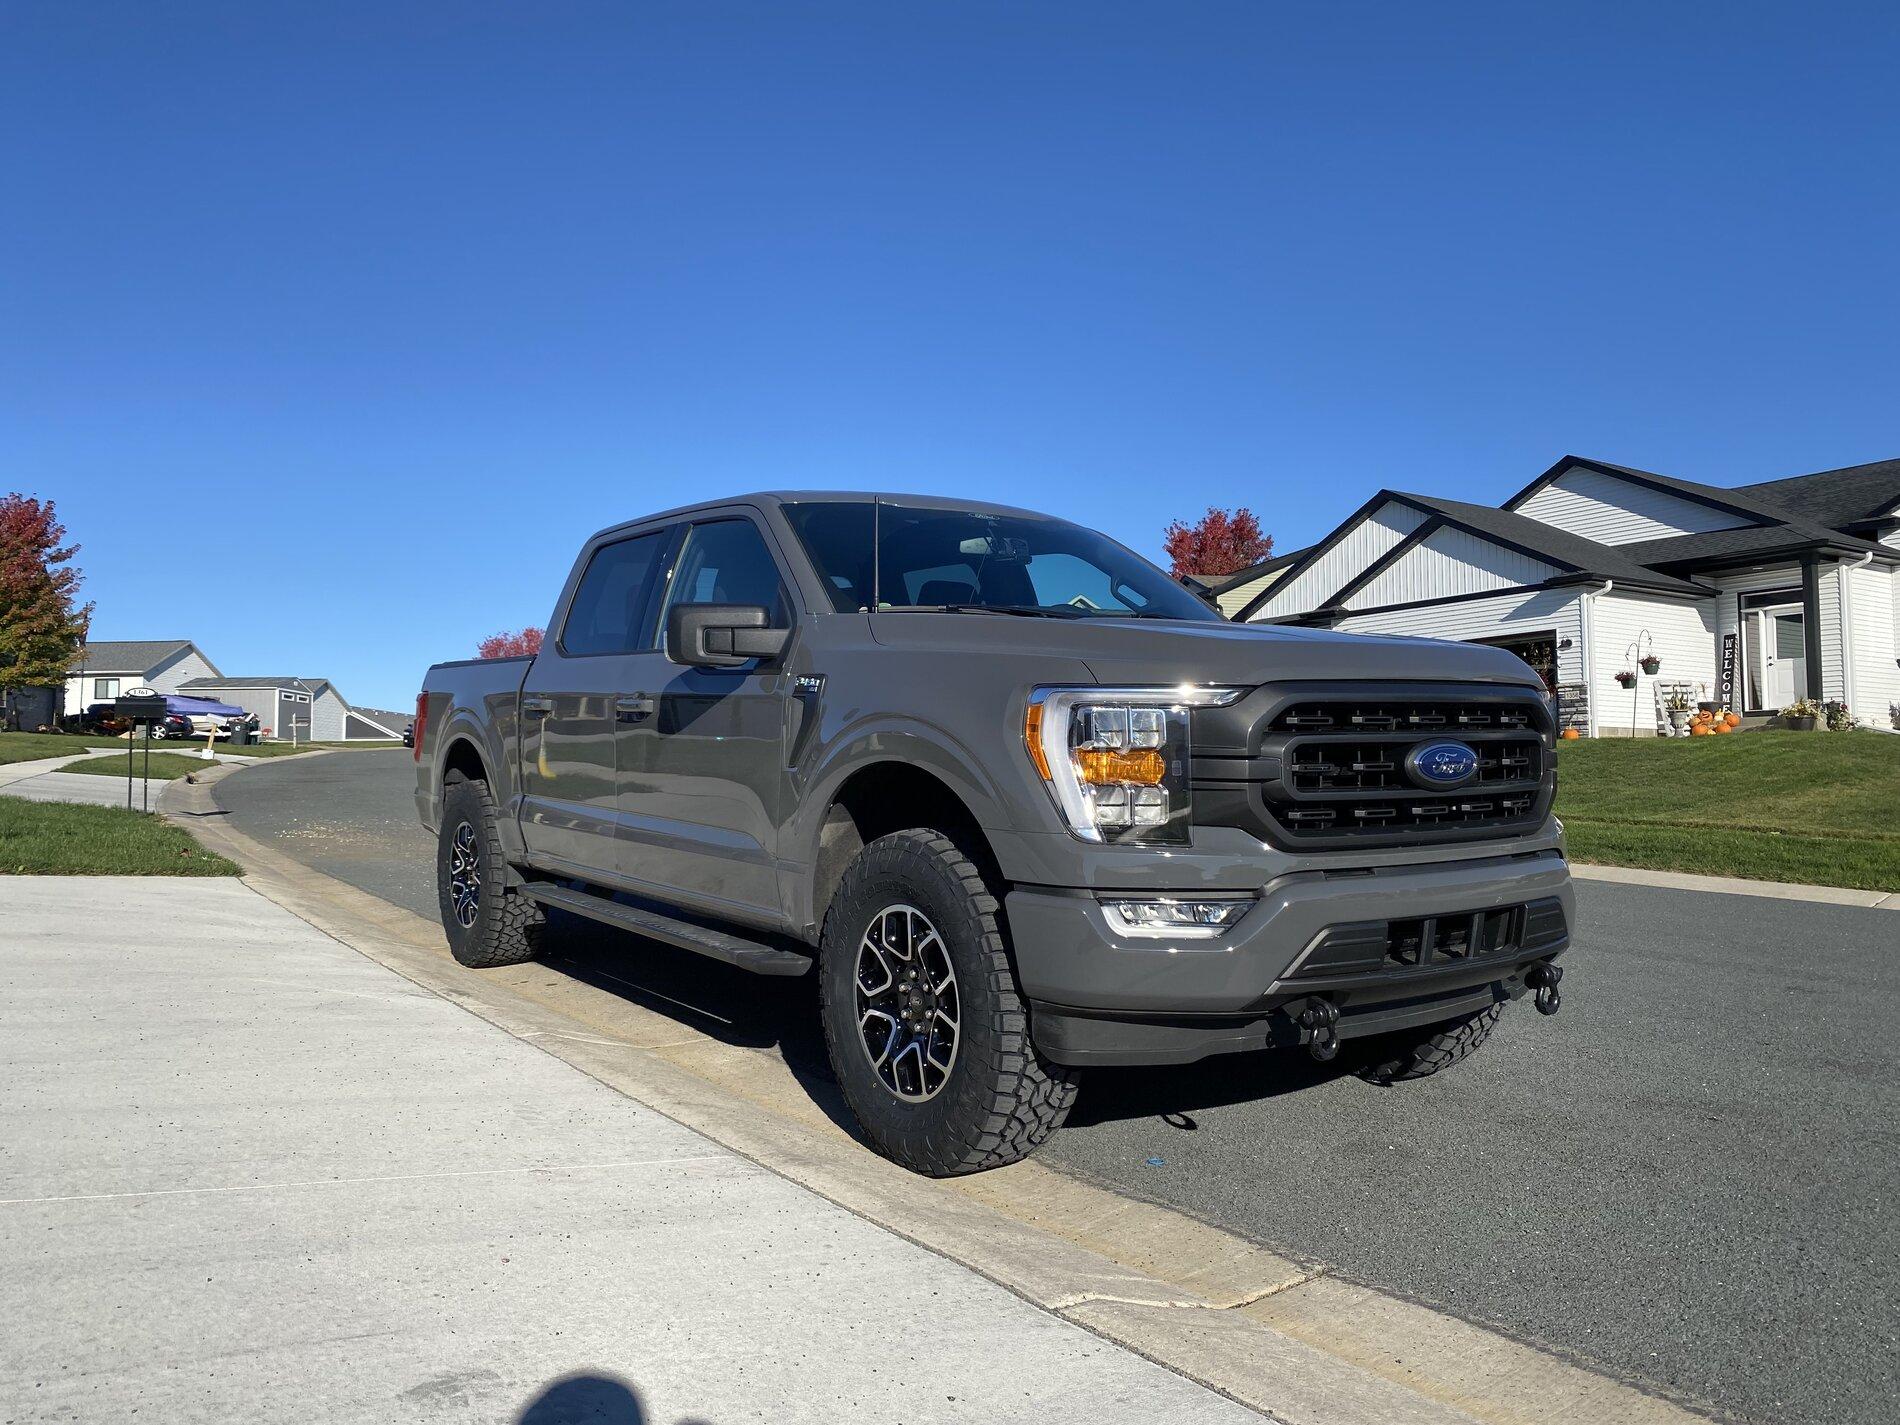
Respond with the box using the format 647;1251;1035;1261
1006;849;1572;1066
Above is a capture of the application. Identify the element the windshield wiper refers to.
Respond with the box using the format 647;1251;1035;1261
918;603;1092;619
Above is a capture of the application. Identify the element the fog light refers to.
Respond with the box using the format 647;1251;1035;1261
1100;897;1250;939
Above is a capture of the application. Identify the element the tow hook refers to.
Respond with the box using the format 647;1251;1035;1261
1527;962;1563;1016
1297;999;1341;1061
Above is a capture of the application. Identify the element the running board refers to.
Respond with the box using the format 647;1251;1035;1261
519;881;813;977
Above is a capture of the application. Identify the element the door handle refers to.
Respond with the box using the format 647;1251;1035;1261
616;694;656;719
520;696;554;715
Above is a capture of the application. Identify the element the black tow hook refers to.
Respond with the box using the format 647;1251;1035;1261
1526;962;1564;1016
1298;999;1340;1061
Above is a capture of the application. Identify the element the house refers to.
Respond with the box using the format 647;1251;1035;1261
1191;547;1314;618
1234;455;1900;735
66;640;222;714
178;677;405;742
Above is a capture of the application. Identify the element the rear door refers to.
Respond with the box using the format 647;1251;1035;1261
617;513;796;919
517;526;672;878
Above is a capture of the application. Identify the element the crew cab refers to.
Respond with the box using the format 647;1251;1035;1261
416;494;1571;1175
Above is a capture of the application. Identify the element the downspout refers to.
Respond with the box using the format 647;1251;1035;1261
1839;551;1874;723
1581;580;1611;738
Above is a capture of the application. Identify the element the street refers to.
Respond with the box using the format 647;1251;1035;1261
218;749;1900;1425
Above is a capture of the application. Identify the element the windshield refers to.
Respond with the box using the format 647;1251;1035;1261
782;501;1222;622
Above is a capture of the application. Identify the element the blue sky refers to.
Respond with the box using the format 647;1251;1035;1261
4;3;1896;710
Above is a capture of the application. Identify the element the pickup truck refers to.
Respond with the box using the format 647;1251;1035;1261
416;493;1571;1176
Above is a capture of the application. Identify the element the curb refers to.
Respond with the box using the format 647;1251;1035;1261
1571;860;1900;909
167;769;1718;1425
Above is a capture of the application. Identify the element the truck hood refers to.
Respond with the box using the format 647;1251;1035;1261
865;613;1544;690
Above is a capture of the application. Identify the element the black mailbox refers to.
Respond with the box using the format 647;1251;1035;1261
115;693;170;725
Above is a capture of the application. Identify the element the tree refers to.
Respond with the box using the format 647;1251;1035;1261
1162;507;1272;579
0;493;92;695
478;627;544;659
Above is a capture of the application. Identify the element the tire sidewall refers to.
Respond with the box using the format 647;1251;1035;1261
437;778;498;959
820;836;1008;1161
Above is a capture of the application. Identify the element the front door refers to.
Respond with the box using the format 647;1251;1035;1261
517;528;671;875
617;515;796;920
1744;602;1806;712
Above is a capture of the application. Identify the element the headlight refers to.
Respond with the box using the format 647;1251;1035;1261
1024;685;1245;844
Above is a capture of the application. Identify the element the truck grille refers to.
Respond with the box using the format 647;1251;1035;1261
1190;684;1555;850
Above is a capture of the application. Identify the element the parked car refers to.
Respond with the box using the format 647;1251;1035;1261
415;494;1572;1175
147;714;198;741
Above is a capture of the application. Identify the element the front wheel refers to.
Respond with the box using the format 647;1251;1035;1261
436;776;545;968
819;829;1078;1176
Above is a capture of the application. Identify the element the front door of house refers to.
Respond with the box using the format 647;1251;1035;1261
1745;602;1806;711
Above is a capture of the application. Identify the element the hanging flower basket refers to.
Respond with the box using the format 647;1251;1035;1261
1640;655;1661;675
1614;670;1636;688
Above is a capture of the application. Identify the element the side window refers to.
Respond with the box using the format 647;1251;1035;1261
560;531;668;656
663;519;791;627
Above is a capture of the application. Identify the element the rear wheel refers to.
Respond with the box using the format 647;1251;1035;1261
1353;1004;1501;1084
819;829;1078;1176
437;775;544;968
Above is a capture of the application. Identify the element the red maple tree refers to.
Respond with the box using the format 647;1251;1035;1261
0;493;92;691
477;627;544;659
1162;507;1272;579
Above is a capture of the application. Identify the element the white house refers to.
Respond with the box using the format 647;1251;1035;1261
66;640;222;713
1235;456;1900;735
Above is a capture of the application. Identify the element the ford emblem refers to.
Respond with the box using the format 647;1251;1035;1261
1406;740;1479;789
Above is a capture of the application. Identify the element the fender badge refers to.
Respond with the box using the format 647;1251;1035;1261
794;675;825;696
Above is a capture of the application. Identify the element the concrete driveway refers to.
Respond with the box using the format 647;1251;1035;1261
0;876;1260;1425
209;747;1900;1425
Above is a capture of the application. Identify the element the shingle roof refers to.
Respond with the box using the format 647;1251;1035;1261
72;640;196;674
1734;458;1900;531
1388;494;1713;596
1199;546;1313;593
181;676;329;694
349;706;411;733
1618;522;1890;566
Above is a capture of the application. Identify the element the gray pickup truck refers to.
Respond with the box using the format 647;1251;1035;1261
416;493;1571;1175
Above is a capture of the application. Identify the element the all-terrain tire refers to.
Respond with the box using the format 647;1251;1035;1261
1353;1004;1502;1085
818;829;1078;1176
437;775;545;968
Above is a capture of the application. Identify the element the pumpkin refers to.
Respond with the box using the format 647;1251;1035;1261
1714;723;1734;734
1691;724;1713;736
1723;712;1742;728
1560;728;1581;741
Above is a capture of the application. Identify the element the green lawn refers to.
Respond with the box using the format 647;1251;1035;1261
229;739;403;756
0;799;240;876
60;751;217;781
0;731;131;766
1555;732;1900;890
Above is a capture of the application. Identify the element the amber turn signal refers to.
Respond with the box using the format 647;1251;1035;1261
1075;747;1166;786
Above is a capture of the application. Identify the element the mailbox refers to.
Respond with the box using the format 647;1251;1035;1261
114;692;170;725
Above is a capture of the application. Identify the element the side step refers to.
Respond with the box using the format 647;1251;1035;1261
519;882;813;977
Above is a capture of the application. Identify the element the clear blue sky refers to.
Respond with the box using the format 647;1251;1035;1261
4;3;1895;710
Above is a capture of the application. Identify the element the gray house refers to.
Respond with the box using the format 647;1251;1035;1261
180;676;405;742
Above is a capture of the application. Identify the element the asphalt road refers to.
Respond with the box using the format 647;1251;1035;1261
218;750;1899;1425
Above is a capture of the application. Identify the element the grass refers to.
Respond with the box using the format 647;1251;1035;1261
0;799;240;876
0;731;132;766
60;751;218;780
229;739;404;756
1555;731;1900;891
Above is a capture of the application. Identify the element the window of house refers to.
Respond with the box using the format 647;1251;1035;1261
93;677;119;700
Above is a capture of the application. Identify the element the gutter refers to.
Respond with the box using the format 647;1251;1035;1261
1580;579;1612;738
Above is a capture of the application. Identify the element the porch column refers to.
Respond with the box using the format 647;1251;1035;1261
1800;557;1825;700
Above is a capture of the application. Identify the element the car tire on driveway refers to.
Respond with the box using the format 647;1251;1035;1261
436;775;545;968
818;828;1078;1176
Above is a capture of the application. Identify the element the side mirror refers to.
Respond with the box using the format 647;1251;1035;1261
665;603;790;668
